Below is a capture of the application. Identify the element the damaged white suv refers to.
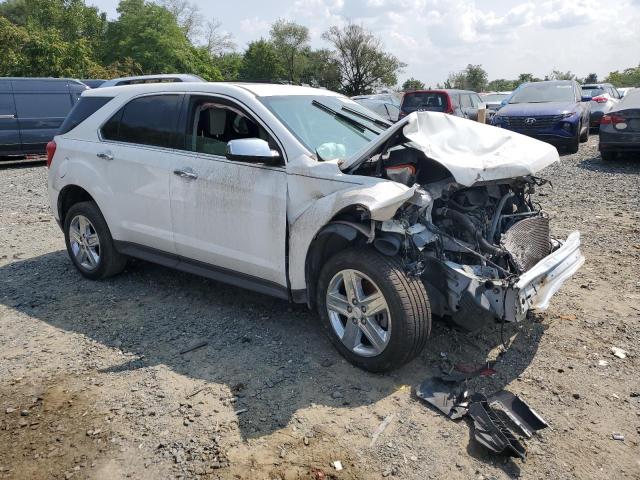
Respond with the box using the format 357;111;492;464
47;83;584;372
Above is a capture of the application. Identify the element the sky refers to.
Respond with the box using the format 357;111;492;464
88;0;640;86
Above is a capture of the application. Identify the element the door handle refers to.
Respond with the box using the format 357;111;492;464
173;168;198;180
0;114;16;119
96;151;113;161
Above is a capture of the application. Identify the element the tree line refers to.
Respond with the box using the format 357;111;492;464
402;64;640;93
0;0;404;95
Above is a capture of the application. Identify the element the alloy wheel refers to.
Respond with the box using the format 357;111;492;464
325;269;391;357
69;214;101;271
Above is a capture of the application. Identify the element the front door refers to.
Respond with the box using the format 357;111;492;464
169;94;288;290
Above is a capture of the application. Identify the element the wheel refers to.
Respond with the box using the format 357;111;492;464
63;201;126;280
316;248;431;372
579;121;589;143
565;122;581;153
601;151;617;161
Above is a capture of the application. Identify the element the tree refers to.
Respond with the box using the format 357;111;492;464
322;23;405;96
270;19;309;84
240;39;284;82
516;73;535;85
547;70;575;80
584;73;598;84
300;48;341;91
159;0;202;41
204;18;235;56
444;71;466;89
486;79;515;91
103;0;221;80
214;52;243;81
402;77;425;91
605;65;640;87
463;64;488;92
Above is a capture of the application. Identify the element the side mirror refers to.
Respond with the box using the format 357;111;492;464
226;138;281;165
581;96;592;102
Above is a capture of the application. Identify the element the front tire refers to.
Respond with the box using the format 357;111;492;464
63;201;126;280
316;248;431;372
579;121;589;142
566;122;581;153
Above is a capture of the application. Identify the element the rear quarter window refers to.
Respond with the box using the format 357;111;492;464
101;94;181;148
58;97;113;135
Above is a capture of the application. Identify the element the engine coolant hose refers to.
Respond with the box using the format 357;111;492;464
435;207;505;257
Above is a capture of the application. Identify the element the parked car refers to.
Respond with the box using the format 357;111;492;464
0;77;88;158
491;80;590;153
480;91;511;120
599;87;640;161
351;93;400;107
80;79;107;89
47;83;583;372
353;98;400;122
581;83;621;128
97;74;204;88
399;89;485;121
617;87;634;98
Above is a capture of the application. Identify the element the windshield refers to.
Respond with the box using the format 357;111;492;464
260;95;384;160
482;94;508;102
581;87;604;98
509;83;575;104
401;92;448;112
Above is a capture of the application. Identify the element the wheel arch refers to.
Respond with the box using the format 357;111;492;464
304;205;372;309
57;184;98;225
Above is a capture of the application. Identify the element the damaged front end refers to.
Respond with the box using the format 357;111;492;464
345;112;584;330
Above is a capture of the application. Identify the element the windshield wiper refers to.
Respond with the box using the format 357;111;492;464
341;105;391;129
312;100;380;135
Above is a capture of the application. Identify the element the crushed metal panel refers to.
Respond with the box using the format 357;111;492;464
415;377;468;420
487;390;548;438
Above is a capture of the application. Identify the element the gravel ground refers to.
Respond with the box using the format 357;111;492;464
1;136;639;479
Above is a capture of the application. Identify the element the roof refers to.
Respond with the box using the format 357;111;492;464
98;73;204;87
404;89;477;94
83;82;343;99
582;83;613;88
612;88;640;110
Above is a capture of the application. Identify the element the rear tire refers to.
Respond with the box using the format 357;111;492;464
316;248;431;372
579;121;589;142
63;201;126;280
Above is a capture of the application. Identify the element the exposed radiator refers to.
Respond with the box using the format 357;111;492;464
501;216;551;272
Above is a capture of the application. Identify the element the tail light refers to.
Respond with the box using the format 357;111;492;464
46;140;56;168
591;96;607;103
600;114;625;125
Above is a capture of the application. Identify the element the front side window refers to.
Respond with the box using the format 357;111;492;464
14;93;72;118
101;94;181;148
178;96;275;158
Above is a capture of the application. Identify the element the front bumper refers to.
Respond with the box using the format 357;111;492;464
442;231;584;326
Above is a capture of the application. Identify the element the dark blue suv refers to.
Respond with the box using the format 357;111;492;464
491;80;591;153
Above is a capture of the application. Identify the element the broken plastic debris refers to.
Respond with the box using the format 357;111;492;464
611;347;627;359
332;460;343;471
598;360;609;367
370;414;395;447
611;433;624;441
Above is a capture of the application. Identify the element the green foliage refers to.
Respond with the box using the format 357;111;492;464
300;49;341;91
546;70;576;81
486;79;515;92
240;39;284;82
402;78;425;91
463;64;488;92
605;65;640;87
584;73;598;84
214;52;244;81
270;19;309;84
322;23;405;95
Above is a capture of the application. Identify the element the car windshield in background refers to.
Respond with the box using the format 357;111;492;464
483;94;508;102
402;92;447;112
260;95;384;160
581;87;604;98
509;83;575;104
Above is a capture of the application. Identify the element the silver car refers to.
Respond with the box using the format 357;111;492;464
581;83;622;128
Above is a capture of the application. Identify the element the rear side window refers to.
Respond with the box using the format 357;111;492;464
102;95;181;148
59;97;113;135
14;93;72;118
401;92;448;112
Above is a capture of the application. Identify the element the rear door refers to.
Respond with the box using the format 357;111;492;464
97;93;183;254
12;79;73;154
0;80;21;156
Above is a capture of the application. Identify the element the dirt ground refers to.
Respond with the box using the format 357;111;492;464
1;135;639;480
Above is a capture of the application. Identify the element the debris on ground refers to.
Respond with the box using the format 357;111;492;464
611;347;627;359
332;460;343;471
179;340;208;355
370;414;395;447
611;433;625;441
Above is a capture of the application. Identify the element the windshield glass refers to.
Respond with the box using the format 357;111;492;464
260;95;383;160
482;94;508;102
581;87;604;98
401;92;448;112
509;83;575;103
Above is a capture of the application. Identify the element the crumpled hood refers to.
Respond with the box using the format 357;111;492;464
341;111;559;187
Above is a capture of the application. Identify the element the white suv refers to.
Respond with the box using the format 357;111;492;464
47;83;584;372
